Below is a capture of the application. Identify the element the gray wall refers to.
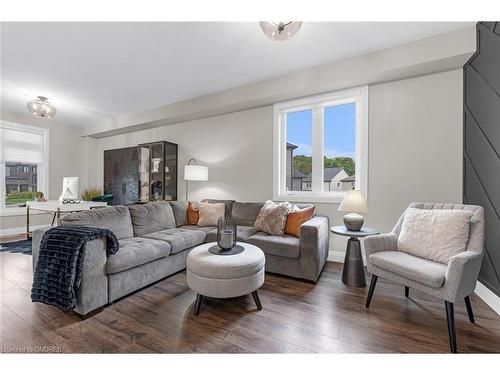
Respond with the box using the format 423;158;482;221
87;69;464;255
464;22;500;297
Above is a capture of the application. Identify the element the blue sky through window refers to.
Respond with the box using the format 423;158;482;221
287;103;355;158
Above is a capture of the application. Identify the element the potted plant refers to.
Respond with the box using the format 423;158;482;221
81;186;102;202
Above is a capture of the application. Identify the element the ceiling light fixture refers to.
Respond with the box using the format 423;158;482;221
27;96;57;118
259;21;303;41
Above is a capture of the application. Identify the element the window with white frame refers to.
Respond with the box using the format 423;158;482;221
273;86;368;203
0;122;49;213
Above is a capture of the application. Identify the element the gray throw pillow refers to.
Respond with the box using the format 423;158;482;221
254;200;292;236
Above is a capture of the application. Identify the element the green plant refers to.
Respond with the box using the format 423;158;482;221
81;186;102;201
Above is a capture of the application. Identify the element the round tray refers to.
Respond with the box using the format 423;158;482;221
208;244;245;256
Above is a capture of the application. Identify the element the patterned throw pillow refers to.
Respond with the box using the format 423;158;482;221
254;200;292;236
197;202;225;227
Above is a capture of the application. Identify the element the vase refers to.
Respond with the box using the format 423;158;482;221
217;218;236;250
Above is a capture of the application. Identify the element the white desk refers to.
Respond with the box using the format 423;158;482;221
26;200;107;239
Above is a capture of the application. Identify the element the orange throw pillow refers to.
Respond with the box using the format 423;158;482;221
187;201;199;225
285;206;315;237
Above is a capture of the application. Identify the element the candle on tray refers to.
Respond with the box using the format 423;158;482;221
219;229;234;249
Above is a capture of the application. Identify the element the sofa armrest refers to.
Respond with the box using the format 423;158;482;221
32;228;109;315
32;227;50;272
364;233;398;259
443;250;484;302
299;215;330;282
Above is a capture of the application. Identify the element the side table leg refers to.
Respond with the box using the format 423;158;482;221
341;236;366;287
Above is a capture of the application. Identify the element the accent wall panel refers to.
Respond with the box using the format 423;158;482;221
103;146;139;205
464;22;500;297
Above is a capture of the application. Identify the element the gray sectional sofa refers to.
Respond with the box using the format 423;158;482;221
32;199;330;316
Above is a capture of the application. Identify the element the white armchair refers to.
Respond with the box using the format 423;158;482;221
364;202;485;353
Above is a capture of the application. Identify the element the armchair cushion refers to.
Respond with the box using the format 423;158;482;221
369;251;447;288
398;208;473;263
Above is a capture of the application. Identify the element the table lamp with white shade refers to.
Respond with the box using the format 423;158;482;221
184;158;208;201
338;190;367;231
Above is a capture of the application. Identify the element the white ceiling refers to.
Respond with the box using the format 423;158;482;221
1;22;473;128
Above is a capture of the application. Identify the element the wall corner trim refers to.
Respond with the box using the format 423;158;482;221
474;281;500;316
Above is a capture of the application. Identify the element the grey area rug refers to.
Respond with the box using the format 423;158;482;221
0;238;32;255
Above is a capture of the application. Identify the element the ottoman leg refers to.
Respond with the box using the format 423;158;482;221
194;294;203;315
251;290;262;310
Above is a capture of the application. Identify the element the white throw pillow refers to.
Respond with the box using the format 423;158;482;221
197;203;225;227
398;208;473;264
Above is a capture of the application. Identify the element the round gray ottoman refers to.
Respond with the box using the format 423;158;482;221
187;242;265;315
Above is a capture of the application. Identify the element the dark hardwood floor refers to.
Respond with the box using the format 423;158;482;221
1;249;499;353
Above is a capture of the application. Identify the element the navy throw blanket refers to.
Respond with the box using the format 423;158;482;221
31;225;119;312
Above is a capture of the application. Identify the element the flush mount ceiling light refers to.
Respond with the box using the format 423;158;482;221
27;96;57;118
259;21;303;41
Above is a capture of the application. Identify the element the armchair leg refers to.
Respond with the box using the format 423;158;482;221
405;286;409;298
445;301;457;353
365;275;378;308
464;295;475;324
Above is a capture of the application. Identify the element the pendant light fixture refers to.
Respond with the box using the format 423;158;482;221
27;96;57;118
259;21;303;41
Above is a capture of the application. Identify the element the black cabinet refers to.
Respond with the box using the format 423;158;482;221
138;141;178;201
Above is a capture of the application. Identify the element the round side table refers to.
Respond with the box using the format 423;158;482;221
331;226;379;287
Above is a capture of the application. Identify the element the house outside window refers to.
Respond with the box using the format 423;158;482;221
0;122;49;213
273;86;368;203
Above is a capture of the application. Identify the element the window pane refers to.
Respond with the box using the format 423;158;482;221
323;103;356;192
5;161;37;207
286;109;312;192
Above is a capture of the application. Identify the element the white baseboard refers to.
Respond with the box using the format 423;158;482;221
328;250;500;316
474;281;500;316
0;224;48;237
327;250;345;263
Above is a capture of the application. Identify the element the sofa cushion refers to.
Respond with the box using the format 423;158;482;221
106;237;171;275
143;228;207;254
398;208;472;263
201;199;234;218
254;200;292;236
247;232;300;259
236;226;258;241
197;202;225;227
127;201;176;236
205;225;257;243
179;225;216;233
60;205;133;240
369;251;447;288
170;201;188;227
232;202;264;226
